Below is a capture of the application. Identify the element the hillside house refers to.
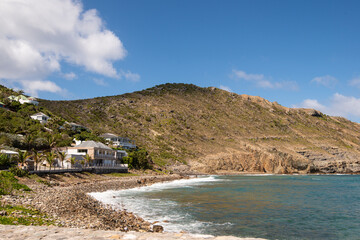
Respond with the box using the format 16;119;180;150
30;112;50;124
0;149;18;158
0;150;34;171
8;95;39;105
100;133;136;149
60;140;126;167
66;122;88;132
0;101;5;108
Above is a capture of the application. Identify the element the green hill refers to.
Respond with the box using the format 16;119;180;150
0;85;101;151
39;83;360;174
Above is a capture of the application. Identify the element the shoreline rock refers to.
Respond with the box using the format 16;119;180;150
1;174;185;232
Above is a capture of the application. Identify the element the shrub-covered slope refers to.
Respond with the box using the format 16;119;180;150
40;83;360;174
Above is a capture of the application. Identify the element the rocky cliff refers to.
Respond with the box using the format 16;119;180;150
41;83;360;174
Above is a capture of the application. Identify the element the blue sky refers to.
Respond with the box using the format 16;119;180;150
1;0;360;121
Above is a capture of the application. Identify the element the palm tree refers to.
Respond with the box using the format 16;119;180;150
82;154;92;167
57;151;67;168
70;157;76;168
45;151;56;170
46;134;58;149
15;150;30;168
24;135;34;151
32;149;43;171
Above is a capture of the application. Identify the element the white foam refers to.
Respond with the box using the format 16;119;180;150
90;176;222;198
126;175;222;192
89;175;228;234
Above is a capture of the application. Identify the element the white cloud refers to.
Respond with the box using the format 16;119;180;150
349;77;360;88
231;69;298;90
311;75;337;87
297;99;327;112
219;85;232;92
296;93;360;119
232;70;264;82
0;0;127;95
19;80;64;97
121;70;140;82
93;78;108;86
63;72;77;80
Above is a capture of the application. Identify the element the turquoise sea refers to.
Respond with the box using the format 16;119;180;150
90;175;360;240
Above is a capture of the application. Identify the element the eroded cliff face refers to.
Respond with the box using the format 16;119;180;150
188;144;360;174
188;143;304;174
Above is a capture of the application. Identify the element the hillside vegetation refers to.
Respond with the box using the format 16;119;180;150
39;83;360;174
0;85;102;151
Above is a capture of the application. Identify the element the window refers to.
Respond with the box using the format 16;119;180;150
78;149;88;153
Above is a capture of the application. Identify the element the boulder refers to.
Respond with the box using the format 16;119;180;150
153;225;164;233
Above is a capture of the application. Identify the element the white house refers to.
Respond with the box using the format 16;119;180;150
30;112;50;124
8;95;39;105
99;133;136;149
59;141;127;168
65;122;88;132
0;149;18;158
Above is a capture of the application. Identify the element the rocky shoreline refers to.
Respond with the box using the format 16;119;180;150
1;173;185;232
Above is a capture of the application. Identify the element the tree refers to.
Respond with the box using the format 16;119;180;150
0;154;13;170
57;151;67;168
32;149;43;171
82;154;92;167
24;134;34;151
15;150;30;167
122;149;152;170
46;134;58;149
45;151;56;170
70;157;76;168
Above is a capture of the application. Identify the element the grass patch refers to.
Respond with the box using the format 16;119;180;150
0;171;31;195
152;156;168;167
0;204;55;226
36;179;51;186
28;174;51;186
105;172;139;177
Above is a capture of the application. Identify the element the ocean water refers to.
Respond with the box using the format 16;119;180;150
90;175;360;240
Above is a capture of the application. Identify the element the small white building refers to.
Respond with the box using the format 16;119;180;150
8;95;39;105
99;133;136;149
65;122;88;132
0;149;18;158
30;112;50;124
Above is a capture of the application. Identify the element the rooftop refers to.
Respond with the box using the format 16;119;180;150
31;112;48;117
75;141;111;150
100;133;118;138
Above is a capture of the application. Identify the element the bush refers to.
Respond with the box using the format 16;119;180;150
122;148;153;170
0;154;15;170
0;172;13;195
9;166;28;177
0;171;31;195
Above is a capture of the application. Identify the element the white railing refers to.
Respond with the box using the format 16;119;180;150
29;164;128;174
